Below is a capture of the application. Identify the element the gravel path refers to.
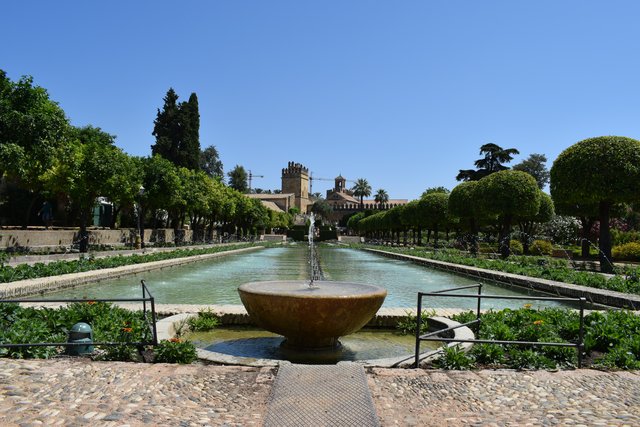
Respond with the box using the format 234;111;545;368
1;359;639;426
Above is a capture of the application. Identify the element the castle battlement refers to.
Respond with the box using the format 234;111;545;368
282;161;309;177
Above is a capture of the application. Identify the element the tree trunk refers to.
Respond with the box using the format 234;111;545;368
469;218;479;257
417;227;422;246
434;224;440;248
599;201;614;273
580;217;594;258
23;195;38;229
499;215;512;259
78;208;90;253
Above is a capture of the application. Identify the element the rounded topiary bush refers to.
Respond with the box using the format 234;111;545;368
531;239;553;256
509;240;524;255
612;242;640;261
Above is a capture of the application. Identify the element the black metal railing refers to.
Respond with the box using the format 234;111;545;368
414;284;586;368
0;280;158;350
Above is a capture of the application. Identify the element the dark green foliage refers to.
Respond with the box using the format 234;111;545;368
456;143;520;181
512;153;550;189
151;88;201;170
154;339;197;364
470;344;506;366
187;309;220;332
227;165;248;193
199;145;224;180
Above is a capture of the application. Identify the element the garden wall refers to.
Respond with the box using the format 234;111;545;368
0;228;207;251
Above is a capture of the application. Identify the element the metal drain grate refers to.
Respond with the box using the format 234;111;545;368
264;362;380;427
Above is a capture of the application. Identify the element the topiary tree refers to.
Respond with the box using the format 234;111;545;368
516;192;554;254
477;170;541;258
449;181;480;255
550;136;640;273
421;192;449;248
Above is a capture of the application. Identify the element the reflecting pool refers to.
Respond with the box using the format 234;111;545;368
44;245;570;309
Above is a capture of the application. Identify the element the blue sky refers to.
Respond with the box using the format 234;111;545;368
2;1;639;199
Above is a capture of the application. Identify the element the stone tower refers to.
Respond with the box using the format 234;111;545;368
281;161;310;212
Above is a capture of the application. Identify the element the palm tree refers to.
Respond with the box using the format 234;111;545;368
374;189;389;208
352;178;372;210
456;143;520;181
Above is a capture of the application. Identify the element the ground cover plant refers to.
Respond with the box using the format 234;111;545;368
398;307;640;370
0;242;260;283
364;245;640;296
0;301;197;363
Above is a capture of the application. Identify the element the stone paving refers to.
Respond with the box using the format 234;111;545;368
1;359;639;426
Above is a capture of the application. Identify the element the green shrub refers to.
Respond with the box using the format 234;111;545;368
612;242;640;261
611;229;640;246
433;345;475;370
154;339;197;364
530;240;553;256
509;240;523;255
187;309;220;332
470;344;505;366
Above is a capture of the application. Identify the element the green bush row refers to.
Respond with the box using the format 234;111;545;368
368;246;640;295
401;308;640;370
0;301;198;363
0;243;259;284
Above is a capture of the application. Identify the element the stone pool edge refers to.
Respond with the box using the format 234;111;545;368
0;246;264;299
363;248;640;310
156;307;474;368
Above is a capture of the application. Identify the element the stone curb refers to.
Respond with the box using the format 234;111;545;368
157;309;474;368
364;248;640;309
0;246;263;299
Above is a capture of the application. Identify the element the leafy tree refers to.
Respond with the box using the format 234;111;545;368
456;143;520;182
513;153;550;189
227;165;248;193
477;170;541;258
374;189;389;206
311;198;333;222
351;178;372;209
552;200;599;258
43;126;121;252
420;192;450;248
449;181;482;255
550;136;640;273
0;71;71;227
151;88;200;170
199;145;223;181
141;155;181;233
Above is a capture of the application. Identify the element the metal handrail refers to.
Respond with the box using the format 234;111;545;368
414;284;586;368
0;279;158;350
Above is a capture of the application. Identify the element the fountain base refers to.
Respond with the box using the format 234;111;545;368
238;280;387;350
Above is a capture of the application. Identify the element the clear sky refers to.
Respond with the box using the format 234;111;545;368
2;1;639;200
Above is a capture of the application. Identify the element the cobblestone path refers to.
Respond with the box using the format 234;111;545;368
1;359;639;426
369;368;640;426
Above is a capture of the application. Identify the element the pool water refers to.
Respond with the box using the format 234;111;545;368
44;245;569;310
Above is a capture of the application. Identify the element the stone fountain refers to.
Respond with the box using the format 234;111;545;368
238;214;387;349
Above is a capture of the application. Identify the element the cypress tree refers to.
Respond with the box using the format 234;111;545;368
151;89;201;170
151;88;180;162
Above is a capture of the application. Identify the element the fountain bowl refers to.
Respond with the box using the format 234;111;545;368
238;280;387;349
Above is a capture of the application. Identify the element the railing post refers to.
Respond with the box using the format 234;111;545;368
476;284;482;334
578;297;586;368
141;280;147;316
414;293;423;368
150;293;158;346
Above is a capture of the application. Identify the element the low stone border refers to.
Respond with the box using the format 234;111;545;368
156;307;474;368
0;246;264;299
364;248;640;309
